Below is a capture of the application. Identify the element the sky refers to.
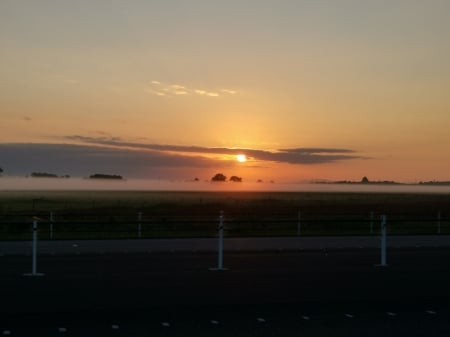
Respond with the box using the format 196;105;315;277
1;0;450;184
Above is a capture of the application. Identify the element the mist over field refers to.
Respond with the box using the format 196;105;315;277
1;176;450;193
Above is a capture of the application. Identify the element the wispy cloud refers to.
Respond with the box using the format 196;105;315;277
220;89;237;95
67;135;365;165
148;81;237;98
65;79;80;85
0;138;366;179
174;90;189;95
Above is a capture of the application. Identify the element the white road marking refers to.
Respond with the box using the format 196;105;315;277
257;317;266;323
58;327;67;333
111;325;119;330
161;322;170;327
345;314;354;318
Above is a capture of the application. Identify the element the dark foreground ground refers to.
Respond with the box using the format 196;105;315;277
1;248;450;336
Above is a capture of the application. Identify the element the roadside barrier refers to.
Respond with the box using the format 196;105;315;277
370;211;374;234
2;209;447;241
437;211;441;234
49;211;54;239
137;212;143;238
379;215;387;267
297;211;301;236
210;211;227;271
23;217;44;277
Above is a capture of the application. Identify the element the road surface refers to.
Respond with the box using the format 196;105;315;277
1;247;449;336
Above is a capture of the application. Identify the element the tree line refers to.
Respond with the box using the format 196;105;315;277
211;173;242;182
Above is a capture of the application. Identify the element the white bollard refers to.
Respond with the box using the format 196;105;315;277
210;211;227;271
297;211;301;236
24;217;45;276
138;212;142;238
379;215;387;267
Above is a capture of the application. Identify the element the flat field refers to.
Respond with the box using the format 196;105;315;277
1;190;449;239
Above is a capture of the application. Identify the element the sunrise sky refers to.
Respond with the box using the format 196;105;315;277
1;1;450;183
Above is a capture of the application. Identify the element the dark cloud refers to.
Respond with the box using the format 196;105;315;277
0;139;365;178
0;143;220;178
280;148;355;154
66;135;365;164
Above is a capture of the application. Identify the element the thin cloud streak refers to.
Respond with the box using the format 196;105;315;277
148;81;236;98
66;135;365;164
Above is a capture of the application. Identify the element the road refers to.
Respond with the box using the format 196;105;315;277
1;247;450;336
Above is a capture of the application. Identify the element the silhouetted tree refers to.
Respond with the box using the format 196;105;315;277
0;167;3;175
361;176;370;184
89;173;123;180
229;176;242;182
31;172;58;178
211;173;227;182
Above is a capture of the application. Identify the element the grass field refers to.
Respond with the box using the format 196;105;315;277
1;190;449;239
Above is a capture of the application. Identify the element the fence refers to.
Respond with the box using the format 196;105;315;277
0;210;448;240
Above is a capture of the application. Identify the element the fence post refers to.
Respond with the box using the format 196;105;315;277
297;211;301;236
50;211;54;239
24;217;44;277
437;211;441;235
210;211;227;271
379;215;387;267
138;212;142;238
370;211;374;234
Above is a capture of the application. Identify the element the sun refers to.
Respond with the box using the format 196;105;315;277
236;154;247;163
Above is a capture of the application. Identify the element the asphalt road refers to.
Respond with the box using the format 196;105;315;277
1;248;450;336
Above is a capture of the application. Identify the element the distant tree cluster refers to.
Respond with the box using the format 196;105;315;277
89;173;123;180
419;181;450;186
30;172;70;178
211;173;242;182
0;167;3;176
326;176;401;185
211;173;227;182
31;172;58;178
